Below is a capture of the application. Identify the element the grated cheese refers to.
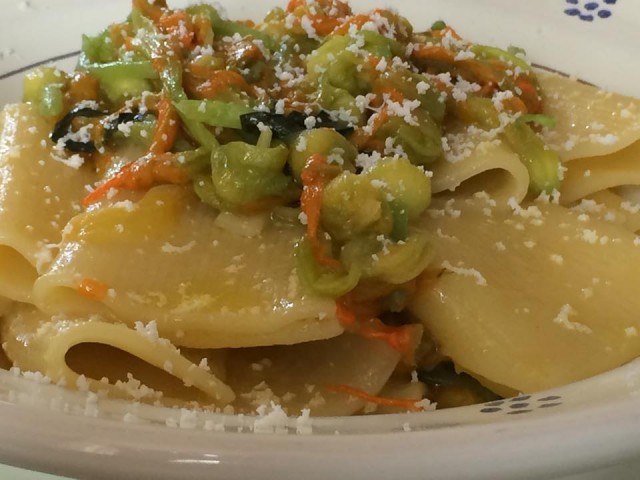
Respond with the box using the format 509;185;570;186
134;320;160;340
161;241;197;254
253;402;289;434
552;304;592;334
441;260;487;286
550;254;564;265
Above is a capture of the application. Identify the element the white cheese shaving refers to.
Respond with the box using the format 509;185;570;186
441;260;487;286
552;304;592;334
134;320;160;340
161;241;197;254
254;402;289;434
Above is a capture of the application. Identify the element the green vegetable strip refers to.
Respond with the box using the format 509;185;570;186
78;56;159;81
389;201;409;242
463;97;500;129
255;128;273;149
186;4;277;51
39;84;64;117
503;122;561;194
23;67;66;116
209;140;293;209
130;8;218;148
470;45;531;72
463;97;560;194
111;120;155;148
516;114;557;129
181;117;219;147
365;229;434;285
81;32;117;64
294;239;361;297
174;100;253;129
130;10;186;101
77;54;158;101
176;148;212;174
193;175;223;209
215;21;276;50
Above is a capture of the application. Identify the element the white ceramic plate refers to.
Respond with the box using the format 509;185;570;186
1;1;640;479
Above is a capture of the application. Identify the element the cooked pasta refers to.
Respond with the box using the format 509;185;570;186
0;104;96;303
0;0;639;418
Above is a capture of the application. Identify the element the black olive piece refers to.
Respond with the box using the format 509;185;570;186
51;107;149;153
417;363;502;403
50;106;107;153
379;311;412;327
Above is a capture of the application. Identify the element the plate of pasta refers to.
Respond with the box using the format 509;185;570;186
1;0;640;479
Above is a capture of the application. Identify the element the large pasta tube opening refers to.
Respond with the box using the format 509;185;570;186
65;343;222;405
2;304;236;407
0;247;37;303
225;333;403;416
431;137;530;203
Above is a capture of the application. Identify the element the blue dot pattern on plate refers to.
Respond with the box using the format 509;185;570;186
564;0;617;21
478;394;563;415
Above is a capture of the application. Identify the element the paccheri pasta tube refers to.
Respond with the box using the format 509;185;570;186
0;0;639;417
